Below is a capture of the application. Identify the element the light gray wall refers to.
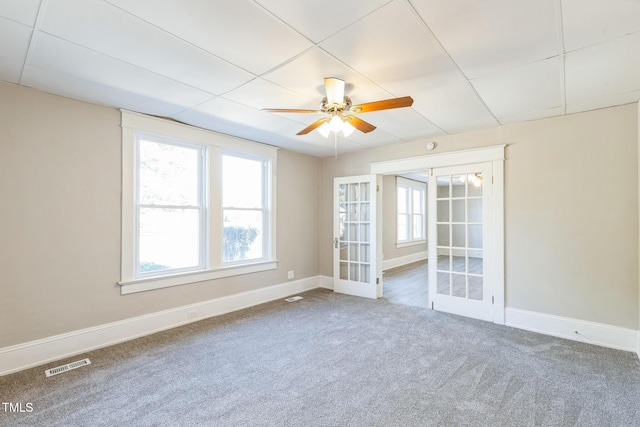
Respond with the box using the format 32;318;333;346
321;104;639;330
0;82;320;347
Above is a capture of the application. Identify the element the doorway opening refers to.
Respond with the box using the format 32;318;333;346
370;145;505;324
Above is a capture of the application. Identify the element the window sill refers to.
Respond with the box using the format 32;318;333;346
118;260;278;295
396;240;426;249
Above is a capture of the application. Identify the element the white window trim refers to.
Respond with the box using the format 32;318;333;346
396;176;426;246
119;110;278;295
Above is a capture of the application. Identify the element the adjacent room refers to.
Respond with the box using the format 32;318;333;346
1;0;639;425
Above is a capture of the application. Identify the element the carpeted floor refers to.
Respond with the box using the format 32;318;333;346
1;289;639;426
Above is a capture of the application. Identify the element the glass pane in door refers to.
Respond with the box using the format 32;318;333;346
435;171;484;300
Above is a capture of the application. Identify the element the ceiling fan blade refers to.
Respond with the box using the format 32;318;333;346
324;77;345;105
351;96;414;113
297;118;329;135
262;108;322;114
343;115;376;133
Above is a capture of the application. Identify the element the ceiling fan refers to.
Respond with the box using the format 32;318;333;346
262;77;414;137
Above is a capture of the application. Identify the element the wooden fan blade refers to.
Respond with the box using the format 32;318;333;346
297;118;329;135
343;115;376;133
262;108;322;114
324;77;345;105
351;96;414;113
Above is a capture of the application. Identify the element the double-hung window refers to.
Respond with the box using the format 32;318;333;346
136;136;206;276
396;177;426;247
120;111;277;294
222;153;269;264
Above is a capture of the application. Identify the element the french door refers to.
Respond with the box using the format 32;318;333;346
428;163;494;321
333;175;381;299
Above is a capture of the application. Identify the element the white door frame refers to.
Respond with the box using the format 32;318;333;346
370;145;505;324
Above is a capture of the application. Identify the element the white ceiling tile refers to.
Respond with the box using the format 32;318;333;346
471;57;562;118
29;33;214;108
254;0;392;43
562;0;640;52
565;32;640;104
0;56;23;83
41;0;252;95
0;0;40;26
411;81;498;133
104;0;312;75
263;47;392;102
356;108;443;140
190;97;310;136
498;106;564;125
321;1;461;94
21;65;189;117
0;16;33;61
412;0;558;79
173;108;337;156
566;90;640;115
222;78;317;113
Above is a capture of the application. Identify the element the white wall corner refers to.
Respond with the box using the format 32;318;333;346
0;275;322;376
382;251;428;271
505;308;638;353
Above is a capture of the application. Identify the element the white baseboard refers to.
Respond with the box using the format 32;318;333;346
318;275;333;290
505;308;638;353
0;276;321;376
382;251;428;271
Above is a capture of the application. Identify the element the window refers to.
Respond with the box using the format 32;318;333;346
396;177;426;247
222;153;268;264
120;111;277;294
136;137;205;276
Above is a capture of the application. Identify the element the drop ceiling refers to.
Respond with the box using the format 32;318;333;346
1;0;639;157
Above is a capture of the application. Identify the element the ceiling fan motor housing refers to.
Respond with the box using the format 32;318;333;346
320;96;352;115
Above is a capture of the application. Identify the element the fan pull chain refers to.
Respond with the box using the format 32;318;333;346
334;132;338;158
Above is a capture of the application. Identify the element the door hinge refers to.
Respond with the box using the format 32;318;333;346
431;301;434;310
492;296;494;304
334;238;338;249
429;168;433;176
376;185;379;192
376;277;380;284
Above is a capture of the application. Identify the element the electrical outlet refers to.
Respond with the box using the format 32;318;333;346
287;270;294;280
187;309;198;319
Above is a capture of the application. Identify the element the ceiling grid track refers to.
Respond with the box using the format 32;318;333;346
554;0;567;114
19;0;49;84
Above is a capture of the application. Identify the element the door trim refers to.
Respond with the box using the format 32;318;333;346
370;145;505;324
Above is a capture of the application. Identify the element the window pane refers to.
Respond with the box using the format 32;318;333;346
397;214;408;241
139;139;200;206
138;208;200;273
412;188;423;214
223;209;263;262
412;214;424;239
222;155;263;208
397;186;408;213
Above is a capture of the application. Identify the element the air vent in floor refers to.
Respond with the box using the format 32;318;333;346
45;358;91;377
285;296;303;302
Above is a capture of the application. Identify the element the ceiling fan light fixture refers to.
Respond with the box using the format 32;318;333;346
342;121;355;137
329;115;343;132
317;122;331;138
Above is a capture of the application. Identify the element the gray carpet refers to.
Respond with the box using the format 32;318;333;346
2;289;640;426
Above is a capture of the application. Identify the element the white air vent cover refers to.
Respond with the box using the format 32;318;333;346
285;296;303;302
45;358;91;377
